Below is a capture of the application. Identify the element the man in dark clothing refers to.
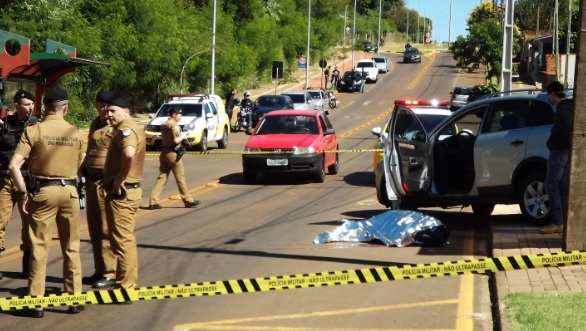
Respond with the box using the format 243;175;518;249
331;66;340;90
541;81;573;234
324;66;330;90
360;68;368;93
0;90;38;280
225;88;237;126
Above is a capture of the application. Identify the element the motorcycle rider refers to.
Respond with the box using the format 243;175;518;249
239;91;254;129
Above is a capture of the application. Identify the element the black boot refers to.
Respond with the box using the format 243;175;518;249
21;251;30;279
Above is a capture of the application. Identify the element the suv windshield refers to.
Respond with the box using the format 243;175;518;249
156;104;203;118
372;58;385;63
283;94;307;104
356;62;374;68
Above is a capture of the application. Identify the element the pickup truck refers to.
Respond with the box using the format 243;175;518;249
354;59;379;83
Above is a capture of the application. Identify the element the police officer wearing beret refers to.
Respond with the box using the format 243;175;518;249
102;94;145;293
148;106;201;209
0;90;39;280
9;87;84;317
78;90;118;288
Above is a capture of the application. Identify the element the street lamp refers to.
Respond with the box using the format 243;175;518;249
377;0;381;55
180;49;209;93
352;0;356;67
448;0;453;46
210;0;216;94
305;0;311;89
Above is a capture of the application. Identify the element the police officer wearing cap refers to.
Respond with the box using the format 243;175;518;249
9;87;84;317
78;90;117;289
101;93;145;292
0;90;38;280
149;106;201;209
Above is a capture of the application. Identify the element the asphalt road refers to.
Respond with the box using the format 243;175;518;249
0;50;497;330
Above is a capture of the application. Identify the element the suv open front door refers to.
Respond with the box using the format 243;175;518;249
383;107;431;205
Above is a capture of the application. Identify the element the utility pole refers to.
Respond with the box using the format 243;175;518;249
564;0;586;251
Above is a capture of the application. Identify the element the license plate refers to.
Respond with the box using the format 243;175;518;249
267;158;288;166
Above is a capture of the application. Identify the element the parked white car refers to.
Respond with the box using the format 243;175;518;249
371;56;389;73
354;59;379;82
280;91;315;110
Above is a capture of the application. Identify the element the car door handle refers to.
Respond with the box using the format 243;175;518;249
510;139;524;146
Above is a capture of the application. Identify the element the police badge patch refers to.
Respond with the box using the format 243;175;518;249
122;129;131;137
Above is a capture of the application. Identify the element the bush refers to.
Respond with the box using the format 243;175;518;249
468;83;499;103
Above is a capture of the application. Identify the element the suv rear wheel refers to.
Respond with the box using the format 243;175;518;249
518;171;550;225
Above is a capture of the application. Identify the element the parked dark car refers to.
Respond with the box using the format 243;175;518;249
362;41;378;52
337;70;362;92
252;95;294;126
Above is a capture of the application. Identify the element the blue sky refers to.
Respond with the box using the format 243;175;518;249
405;0;481;43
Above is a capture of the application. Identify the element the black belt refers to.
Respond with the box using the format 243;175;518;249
38;179;77;188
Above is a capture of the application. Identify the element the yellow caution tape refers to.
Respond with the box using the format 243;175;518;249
2;250;585;311
145;149;383;156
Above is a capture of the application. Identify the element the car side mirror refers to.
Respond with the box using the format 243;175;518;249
324;128;335;135
148;113;155;119
206;112;214;119
371;127;382;137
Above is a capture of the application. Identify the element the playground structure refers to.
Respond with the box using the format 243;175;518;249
0;29;108;117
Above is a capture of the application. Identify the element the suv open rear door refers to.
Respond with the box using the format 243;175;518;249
383;107;431;200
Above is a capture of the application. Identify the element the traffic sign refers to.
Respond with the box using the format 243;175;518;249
318;59;327;69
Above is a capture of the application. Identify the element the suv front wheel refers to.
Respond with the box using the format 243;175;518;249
518;171;550;225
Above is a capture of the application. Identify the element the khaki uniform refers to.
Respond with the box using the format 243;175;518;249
80;117;116;278
0;114;37;255
149;117;194;206
14;115;84;296
102;117;145;289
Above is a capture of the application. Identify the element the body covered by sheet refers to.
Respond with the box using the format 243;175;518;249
314;210;449;247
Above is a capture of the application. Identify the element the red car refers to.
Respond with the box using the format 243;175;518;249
242;110;339;183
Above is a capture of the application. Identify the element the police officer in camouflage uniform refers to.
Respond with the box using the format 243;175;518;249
148;106;201;209
0;90;38;280
102;94;145;294
9;88;84;318
78;90;117;288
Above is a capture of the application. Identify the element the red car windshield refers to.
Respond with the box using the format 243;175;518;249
256;115;319;135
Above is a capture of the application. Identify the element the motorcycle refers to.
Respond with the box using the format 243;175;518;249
327;91;340;109
233;105;253;133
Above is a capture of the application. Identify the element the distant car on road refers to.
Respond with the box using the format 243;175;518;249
241;110;339;183
362;40;378;52
371;56;389;73
280;91;315;111
403;48;421;63
449;86;473;111
252;94;294;127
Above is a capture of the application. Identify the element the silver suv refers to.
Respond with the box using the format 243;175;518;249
377;91;567;224
303;88;330;115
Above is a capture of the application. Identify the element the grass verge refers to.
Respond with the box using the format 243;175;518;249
505;292;586;330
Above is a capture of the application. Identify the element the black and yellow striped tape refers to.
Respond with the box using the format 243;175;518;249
145;149;383;156
2;250;584;311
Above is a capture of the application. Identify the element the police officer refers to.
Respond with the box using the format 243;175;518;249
102;94;145;295
0;90;38;280
149;106;201;209
9;87;84;317
78;90;117;288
